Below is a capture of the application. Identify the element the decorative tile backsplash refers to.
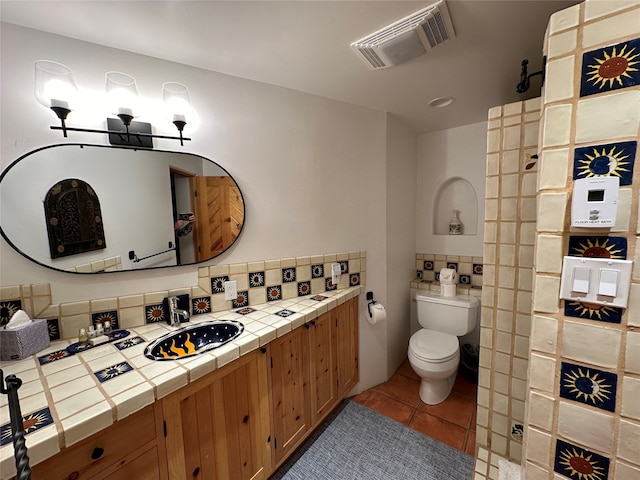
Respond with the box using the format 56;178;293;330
0;251;366;341
414;254;483;288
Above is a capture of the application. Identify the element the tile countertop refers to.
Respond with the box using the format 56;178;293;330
0;286;364;479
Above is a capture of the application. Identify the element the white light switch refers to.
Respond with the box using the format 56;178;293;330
572;267;591;294
598;269;618;297
224;280;237;301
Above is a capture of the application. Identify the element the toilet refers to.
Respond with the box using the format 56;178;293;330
408;291;479;405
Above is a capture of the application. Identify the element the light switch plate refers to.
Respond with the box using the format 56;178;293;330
224;280;237;301
560;256;632;308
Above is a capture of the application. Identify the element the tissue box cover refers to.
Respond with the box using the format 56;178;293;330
0;320;50;361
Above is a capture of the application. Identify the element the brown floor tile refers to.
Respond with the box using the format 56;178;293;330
374;373;421;407
395;358;420;381
363;391;414;425
465;430;476;456
352;390;372;405
417;392;475;429
409;411;467;451
452;374;477;399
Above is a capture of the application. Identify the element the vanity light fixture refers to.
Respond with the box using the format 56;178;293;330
34;60;192;147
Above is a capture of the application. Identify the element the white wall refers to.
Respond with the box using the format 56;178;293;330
0;23;417;391
416;121;487;256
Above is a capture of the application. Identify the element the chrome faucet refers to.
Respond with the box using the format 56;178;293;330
167;296;190;327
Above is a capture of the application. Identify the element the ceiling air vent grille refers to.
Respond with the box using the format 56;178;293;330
351;0;455;70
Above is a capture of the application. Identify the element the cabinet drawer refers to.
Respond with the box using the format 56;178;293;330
29;405;157;480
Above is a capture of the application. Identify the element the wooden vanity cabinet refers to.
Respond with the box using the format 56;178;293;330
336;298;359;398
23;404;165;480
307;310;338;425
162;349;271;480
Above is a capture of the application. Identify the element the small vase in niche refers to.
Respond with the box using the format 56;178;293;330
449;210;463;235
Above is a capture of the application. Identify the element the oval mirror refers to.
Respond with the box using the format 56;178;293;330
0;144;245;273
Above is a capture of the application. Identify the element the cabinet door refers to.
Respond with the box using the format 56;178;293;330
308;311;337;424
268;327;311;465
336;298;359;397
98;447;161;480
163;350;271;480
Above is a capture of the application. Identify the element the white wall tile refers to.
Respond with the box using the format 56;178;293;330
544;56;575;103
487;129;501;153
582;7;640;48
617;419;640;464
537;193;567;232
526;427;552;466
502;150;520;174
615;460;640;480
621;376;640;421
562;320;622;368
576;91;640;144
535;235;563;273
626;331;640;373
533;275;560;313
539;148;570;190
558;401;615;452
531;315;558;354
627;284;640;326
528;390;555;430
548;29;577;59
503;126;522;151
584;0;640;21
542;104;573;147
548;4;581;34
529;353;556;393
503;102;523;116
523;122;539;147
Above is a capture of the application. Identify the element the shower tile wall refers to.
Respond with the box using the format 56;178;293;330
524;2;640;480
474;96;541;479
0;251;366;340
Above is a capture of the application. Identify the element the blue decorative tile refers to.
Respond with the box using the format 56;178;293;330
94;361;134;383
38;349;73;365
249;271;265;288
511;424;524;442
560;361;617;412
276;309;295;318
524;153;538;171
0;299;22;326
435;272;440;282
446;262;458;271
568;235;627;259
311;295;328;302
564;301;622;324
349;273;360;286
145;304;166;324
459;275;471;285
66;342;94;354
423;260;434;271
47;318;61;341
92;310;119;330
211;276;230;294
114;336;145;350
236;307;255;315
0;407;54;447
282;267;296;283
108;329;130;341
416;271;423;279
325;278;337;291
554;439;610;480
580;37;640;97
473;264;483;275
266;285;282;302
339;261;349;274
298;281;311;296
192;297;211;315
311;264;324;279
232;291;249;309
573;141;636;186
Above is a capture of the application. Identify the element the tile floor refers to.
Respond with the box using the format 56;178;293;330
352;358;477;455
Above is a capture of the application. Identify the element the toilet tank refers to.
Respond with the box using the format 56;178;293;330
415;291;479;336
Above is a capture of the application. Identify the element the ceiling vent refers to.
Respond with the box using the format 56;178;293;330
351;0;455;70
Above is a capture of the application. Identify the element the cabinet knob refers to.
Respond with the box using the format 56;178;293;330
310;320;316;326
91;447;104;460
68;473;79;480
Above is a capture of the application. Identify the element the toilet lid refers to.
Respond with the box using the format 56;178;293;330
410;330;458;362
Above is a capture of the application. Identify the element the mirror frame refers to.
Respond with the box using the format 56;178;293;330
0;143;246;274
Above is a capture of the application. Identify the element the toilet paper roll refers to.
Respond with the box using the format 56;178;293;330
439;268;457;285
368;303;386;325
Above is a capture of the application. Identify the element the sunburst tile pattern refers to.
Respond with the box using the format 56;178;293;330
580;37;640;97
232;291;249;309
94;361;134;383
114;336;145;350
573;141;637;185
297;281;311;296
564;301;622;324
560;362;617;412
0;299;21;326
0;407;54;447
47;318;61;341
145;304;165;324
192;297;211;315
568;236;627;259
554;439;610;480
92;310;119;329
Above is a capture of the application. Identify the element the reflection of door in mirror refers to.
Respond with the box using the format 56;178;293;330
170;169;196;265
190;176;244;262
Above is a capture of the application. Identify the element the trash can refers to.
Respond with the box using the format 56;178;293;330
460;343;479;384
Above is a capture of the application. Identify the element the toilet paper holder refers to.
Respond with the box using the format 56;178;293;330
366;291;377;318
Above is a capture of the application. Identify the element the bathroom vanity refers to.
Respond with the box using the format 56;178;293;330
8;296;359;480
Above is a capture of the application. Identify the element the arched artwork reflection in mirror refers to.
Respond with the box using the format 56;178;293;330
0;144;245;273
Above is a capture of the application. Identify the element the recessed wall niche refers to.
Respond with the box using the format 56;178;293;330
433;176;478;235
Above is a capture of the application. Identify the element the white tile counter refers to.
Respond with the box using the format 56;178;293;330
0;286;363;479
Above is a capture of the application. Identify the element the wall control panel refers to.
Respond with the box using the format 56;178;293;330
560;256;632;308
571;177;619;227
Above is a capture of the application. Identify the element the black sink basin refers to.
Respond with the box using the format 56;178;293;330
144;320;244;361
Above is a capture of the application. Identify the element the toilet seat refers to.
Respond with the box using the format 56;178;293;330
409;329;458;363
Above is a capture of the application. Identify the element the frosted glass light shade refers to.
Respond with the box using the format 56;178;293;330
34;60;78;110
105;71;140;117
162;82;192;123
